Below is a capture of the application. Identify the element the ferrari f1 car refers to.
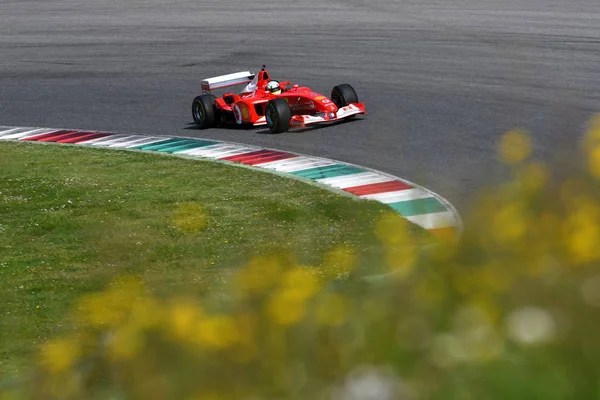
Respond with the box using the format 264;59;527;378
191;66;365;133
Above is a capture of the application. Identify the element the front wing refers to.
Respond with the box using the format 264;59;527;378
252;103;366;128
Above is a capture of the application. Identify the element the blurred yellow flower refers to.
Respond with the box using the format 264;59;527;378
197;315;239;350
564;197;600;264
315;293;348;326
235;255;283;297
130;297;165;330
492;202;528;245
172;202;207;234
499;129;531;165
107;324;144;361
76;276;144;328
167;299;204;342
375;211;414;247
39;337;80;374
517;162;549;194
267;289;307;326
384;244;417;279
281;267;321;300
587;145;600;180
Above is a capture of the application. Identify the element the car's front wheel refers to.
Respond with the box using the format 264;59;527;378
265;98;291;133
192;95;217;128
331;84;359;108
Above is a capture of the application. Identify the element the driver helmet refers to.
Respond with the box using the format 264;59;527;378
266;80;281;95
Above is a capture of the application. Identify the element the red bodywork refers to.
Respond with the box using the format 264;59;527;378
207;69;366;128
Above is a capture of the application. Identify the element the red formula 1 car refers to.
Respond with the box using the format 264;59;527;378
191;66;365;133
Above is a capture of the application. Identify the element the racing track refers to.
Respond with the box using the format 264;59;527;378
2;0;600;214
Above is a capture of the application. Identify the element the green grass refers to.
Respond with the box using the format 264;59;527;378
0;141;425;377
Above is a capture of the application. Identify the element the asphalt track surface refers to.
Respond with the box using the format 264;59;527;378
2;0;600;213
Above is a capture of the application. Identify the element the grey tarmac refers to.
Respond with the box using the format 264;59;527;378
1;0;600;213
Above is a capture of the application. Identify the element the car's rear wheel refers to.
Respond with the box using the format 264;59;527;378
192;95;217;128
331;84;359;108
265;98;291;133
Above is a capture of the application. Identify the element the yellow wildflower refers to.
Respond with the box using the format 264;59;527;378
315;293;348;326
197;314;239;350
76;276;144;328
235;255;283;297
281;266;321;300
107;324;144;361
267;289;307;326
39;337;80;374
167;299;204;342
499;129;532;165
375;211;414;247
564;197;600;264
516;162;549;194
492;202;528;245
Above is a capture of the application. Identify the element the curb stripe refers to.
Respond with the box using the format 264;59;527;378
109;137;166;148
221;150;297;166
86;135;149;146
292;164;366;180
132;138;180;150
141;139;215;153
1;128;57;140
259;157;338;173
0;126;462;236
344;180;412;196
176;144;247;157
388;197;447;217
20;130;75;141
161;140;218;153
186;146;260;158
360;188;430;204
35;131;86;142
316;172;394;188
76;134;131;145
59;132;110;144
0;127;28;137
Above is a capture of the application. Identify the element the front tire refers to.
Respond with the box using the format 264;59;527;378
192;95;217;128
265;98;291;133
331;84;359;108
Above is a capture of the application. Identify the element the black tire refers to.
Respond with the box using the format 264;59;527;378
192;95;217;128
331;84;359;108
265;98;291;133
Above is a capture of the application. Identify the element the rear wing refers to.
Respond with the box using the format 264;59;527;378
201;71;255;94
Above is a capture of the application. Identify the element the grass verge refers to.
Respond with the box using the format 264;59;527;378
0;141;427;377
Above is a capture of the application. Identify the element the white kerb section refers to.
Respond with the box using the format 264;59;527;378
316;172;394;188
257;156;338;173
0;127;56;140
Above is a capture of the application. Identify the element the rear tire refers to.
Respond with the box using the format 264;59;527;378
192;95;217;128
265;98;291;133
331;84;359;108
